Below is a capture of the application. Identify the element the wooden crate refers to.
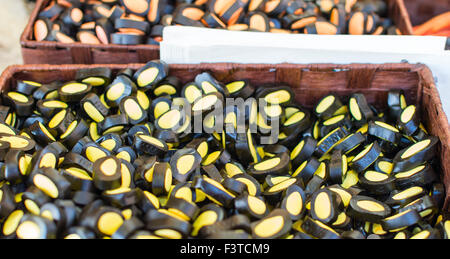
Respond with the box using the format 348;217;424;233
20;0;414;65
0;62;448;211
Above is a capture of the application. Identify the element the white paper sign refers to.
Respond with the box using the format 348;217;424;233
161;26;450;117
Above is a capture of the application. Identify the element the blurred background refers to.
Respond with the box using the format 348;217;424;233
0;0;35;71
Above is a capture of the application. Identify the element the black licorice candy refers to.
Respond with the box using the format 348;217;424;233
251;209;291;239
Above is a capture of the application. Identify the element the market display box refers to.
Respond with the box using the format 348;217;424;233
0;62;448;213
20;0;413;65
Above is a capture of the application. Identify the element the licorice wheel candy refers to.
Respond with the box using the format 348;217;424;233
32;168;70;199
115;18;150;35
247;152;290;180
152;76;181;97
32;82;59;101
47;109;76;136
263;177;300;205
329;4;347;33
201;11;227;28
93;156;122;191
119;0;150;16
347;195;391;223
103;188;140;208
15;80;42;95
314;127;349;157
436;219;450;239
399;195;438;219
36;99;68;119
61;167;93;191
191;203;225;237
255;85;294;106
394;164;437;189
329;184;357;208
282;109;311;135
373;157;393;174
99;114;128;134
234;194;268;219
263;175;292;190
380;209;421;232
61;152;94;173
34;18;54;42
80;205;124;237
291;157;320;184
349;141;382;173
348;11;371;35
359;170;396;195
251;209;291;239
76;67;112;89
165;197;199;221
111;32;145;45
146;215;192;239
227;23;249;31
136;189;160;214
283;13;317;30
81;93;109;123
392;136;438;173
110;216;145;239
133;134;168;157
57;82;92;103
15;214;57;239
133;60;168;91
150;162;172;196
328;150;348;184
410;228;441;239
234;128;261;166
310;188;342;224
0;185;16;219
221;177;247;195
39;202;69;231
0;134;36;152
76;31;101;44
319;114;352;137
118;96;147;125
232;173;261;196
172;4;205;24
348;93;374;125
301;216;340;239
2;91;34;117
2;209;25;238
28;121;55;146
95;18;114;45
60;6;84;27
97;133;123;153
192;176;236;208
384;186;427;207
216;0;246;26
397;105;420;136
104;75;137;107
2;149;27;184
387;90;407;120
280;184;306;221
155;109;184;132
194;72;227;96
169;148;202;183
303;21;338;35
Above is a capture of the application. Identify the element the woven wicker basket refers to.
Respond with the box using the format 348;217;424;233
0;62;448;211
20;0;414;65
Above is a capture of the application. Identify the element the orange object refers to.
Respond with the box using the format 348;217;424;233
413;12;450;35
429;29;450;37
